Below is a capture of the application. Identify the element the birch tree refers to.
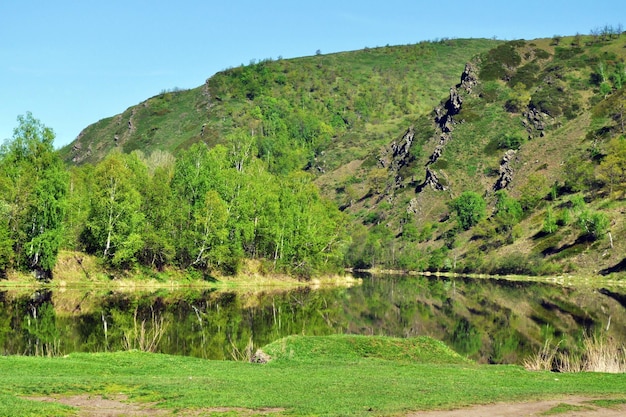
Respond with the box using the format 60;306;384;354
83;153;144;267
0;113;68;279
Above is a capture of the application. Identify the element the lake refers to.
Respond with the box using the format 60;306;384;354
1;273;625;364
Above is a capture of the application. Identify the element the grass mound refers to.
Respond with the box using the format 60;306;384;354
260;334;471;364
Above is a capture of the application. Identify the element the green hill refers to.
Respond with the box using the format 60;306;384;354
338;34;626;277
59;38;500;167
58;33;626;277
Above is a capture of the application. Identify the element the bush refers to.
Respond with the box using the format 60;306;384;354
578;210;609;240
449;191;486;230
427;247;450;272
480;43;522;81
489;253;557;276
494;190;523;231
497;133;526;150
479;81;502;103
509;63;540;88
519;174;550;210
401;222;419;242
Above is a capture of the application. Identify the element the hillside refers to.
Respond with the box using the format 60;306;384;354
58;33;626;277
59;39;500;167
338;33;626;276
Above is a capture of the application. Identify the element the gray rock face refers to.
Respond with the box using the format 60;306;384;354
407;197;419;214
391;126;415;160
416;62;479;193
494;149;517;191
447;87;463;115
459;62;478;93
425;167;447;191
522;108;548;138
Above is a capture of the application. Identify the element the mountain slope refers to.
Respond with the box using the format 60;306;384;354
59;39;501;167
337;34;626;276
59;33;626;277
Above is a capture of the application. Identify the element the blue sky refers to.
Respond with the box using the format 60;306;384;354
1;0;623;148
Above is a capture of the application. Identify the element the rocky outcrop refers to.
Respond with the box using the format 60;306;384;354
375;62;477;198
378;126;415;173
429;63;478;163
416;167;448;192
522;107;548;138
377;126;416;191
70;134;92;164
425;167;447;191
494;149;517;191
459;62;478;93
391;126;415;161
428;132;451;165
416;62;478;191
407;197;419;215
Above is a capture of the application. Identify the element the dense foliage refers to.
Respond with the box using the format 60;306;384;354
73;142;347;277
0;113;68;279
2;117;347;279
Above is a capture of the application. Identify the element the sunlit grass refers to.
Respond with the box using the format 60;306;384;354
1;335;626;416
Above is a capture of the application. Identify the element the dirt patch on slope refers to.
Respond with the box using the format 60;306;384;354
407;396;626;417
28;394;284;416
28;394;168;416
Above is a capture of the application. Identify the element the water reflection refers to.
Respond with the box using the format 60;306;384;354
1;274;625;364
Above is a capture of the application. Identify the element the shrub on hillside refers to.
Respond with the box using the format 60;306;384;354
449;191;486;230
480;43;522;81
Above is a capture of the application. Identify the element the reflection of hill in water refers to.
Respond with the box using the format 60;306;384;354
1;275;625;363
348;274;626;364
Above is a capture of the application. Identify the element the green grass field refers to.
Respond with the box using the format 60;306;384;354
1;335;625;416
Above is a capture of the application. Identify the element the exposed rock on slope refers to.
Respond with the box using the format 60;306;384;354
417;62;478;191
494;149;517;191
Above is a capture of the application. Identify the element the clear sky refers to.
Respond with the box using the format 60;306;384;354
1;0;623;148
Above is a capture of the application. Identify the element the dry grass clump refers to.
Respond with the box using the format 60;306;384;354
524;334;626;373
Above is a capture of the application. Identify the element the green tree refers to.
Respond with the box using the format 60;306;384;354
82;153;144;267
0;201;13;273
519;173;549;210
62;165;94;251
578;210;609;241
563;156;595;192
272;172;347;275
494;190;523;231
505;83;531;113
192;190;229;268
171;144;231;269
543;206;558;234
139;164;176;270
449;191;486;230
0;113;68;279
597;137;626;198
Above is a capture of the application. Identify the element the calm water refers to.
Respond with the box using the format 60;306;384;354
1;274;625;363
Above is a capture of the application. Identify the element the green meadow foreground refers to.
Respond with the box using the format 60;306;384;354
1;336;625;416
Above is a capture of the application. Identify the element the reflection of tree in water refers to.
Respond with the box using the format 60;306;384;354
450;317;482;356
0;276;624;363
21;290;60;356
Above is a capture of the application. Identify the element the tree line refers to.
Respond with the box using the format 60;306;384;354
0;113;348;279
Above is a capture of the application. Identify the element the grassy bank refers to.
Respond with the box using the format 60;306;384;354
0;251;358;294
1;335;625;416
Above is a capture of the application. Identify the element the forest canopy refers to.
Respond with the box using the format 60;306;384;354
1;115;348;279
